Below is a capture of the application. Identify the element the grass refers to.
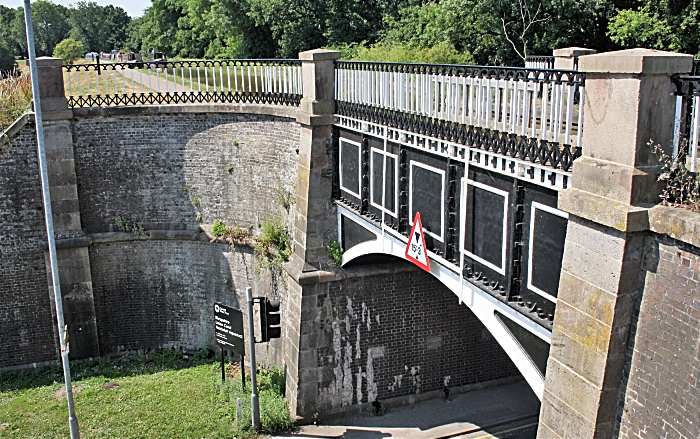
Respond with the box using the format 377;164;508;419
0;350;294;439
0;70;32;133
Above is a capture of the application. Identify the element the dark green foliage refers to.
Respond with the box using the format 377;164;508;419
69;1;131;53
11;0;71;58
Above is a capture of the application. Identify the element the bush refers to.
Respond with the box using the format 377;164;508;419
211;220;229;236
53;38;84;64
330;41;474;65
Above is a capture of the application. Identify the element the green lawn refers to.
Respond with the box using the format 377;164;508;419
0;350;293;439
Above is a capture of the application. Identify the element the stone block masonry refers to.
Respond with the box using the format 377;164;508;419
291;264;520;418
0;120;57;369
616;233;700;439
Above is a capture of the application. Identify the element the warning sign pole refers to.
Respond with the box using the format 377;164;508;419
405;212;431;272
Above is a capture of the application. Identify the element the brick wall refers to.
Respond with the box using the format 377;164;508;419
1;111;298;369
295;263;521;416
616;234;700;439
71;113;299;233
0;121;57;368
89;239;285;364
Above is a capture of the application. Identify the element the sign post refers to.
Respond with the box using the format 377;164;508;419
405;212;431;272
214;303;245;388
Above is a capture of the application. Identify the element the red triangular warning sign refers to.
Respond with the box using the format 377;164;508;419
405;212;430;272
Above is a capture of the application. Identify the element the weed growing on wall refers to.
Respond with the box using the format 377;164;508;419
327;240;343;265
275;179;296;212
115;216;146;235
211;220;229;237
254;214;291;285
653;139;700;211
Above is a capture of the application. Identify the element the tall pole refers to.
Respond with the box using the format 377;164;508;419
23;2;80;439
246;287;260;431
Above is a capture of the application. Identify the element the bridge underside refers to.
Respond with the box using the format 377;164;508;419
333;119;574;399
338;206;551;398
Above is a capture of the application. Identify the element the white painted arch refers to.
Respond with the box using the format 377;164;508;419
338;206;551;400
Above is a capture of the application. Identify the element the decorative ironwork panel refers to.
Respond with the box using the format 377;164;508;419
63;59;302;108
335;61;585;171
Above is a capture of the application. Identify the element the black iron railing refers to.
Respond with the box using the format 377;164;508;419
62;59;303;108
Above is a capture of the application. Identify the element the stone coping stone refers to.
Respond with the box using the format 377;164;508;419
649;204;700;248
71;103;299;120
553;47;597;58
579;48;692;75
299;49;341;61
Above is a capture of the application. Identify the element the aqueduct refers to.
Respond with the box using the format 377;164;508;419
2;48;700;439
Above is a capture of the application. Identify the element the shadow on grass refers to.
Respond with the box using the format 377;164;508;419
0;348;217;392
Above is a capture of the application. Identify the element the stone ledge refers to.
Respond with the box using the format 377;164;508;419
284;259;420;285
39;229;260;249
649;204;700;248
71;103;299;120
0;112;34;147
558;188;650;232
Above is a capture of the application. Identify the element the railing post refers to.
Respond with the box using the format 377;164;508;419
553;47;596;70
284;48;340;419
35;57;100;361
537;49;692;439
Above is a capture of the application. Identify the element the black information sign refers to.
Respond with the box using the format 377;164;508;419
214;303;244;356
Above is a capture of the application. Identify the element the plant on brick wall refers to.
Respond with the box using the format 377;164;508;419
211;220;229;237
327;240;343;266
115;216;146;235
254;213;291;285
652;139;700;211
275;179;296;212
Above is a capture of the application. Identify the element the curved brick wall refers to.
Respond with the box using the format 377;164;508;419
1;109;299;369
71;112;300;232
0;120;56;369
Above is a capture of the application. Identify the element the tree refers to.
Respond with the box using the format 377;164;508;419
607;6;681;51
53;38;84;63
247;0;407;58
69;1;131;53
0;42;16;76
501;0;550;61
10;0;71;57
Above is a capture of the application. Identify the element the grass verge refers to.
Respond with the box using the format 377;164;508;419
0;350;293;438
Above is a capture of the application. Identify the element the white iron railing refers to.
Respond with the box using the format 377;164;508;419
335;62;585;151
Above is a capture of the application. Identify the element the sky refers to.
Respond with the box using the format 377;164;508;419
0;0;150;18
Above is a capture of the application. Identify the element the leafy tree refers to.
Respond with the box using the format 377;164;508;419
247;0;407;58
10;0;71;57
608;6;681;51
69;1;131;53
0;42;16;76
53;38;84;63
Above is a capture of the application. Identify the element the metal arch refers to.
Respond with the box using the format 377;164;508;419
339;206;550;400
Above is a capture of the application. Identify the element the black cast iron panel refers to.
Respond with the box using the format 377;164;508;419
341;215;377;252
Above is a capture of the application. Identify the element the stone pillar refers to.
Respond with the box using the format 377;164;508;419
537;49;692;439
553;47;596;70
37;57;100;360
285;49;340;418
